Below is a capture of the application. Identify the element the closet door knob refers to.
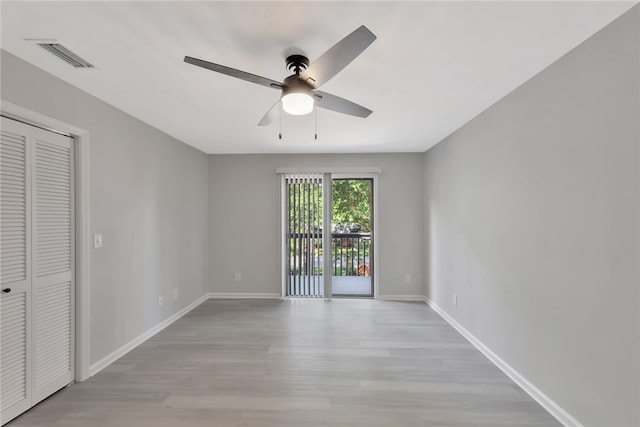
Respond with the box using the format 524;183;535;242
2;288;11;293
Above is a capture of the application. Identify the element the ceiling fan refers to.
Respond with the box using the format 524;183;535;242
184;25;376;126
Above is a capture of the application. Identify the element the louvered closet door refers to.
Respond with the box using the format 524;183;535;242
31;128;74;405
0;118;32;424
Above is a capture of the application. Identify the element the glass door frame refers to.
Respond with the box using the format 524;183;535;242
280;171;379;299
330;175;375;298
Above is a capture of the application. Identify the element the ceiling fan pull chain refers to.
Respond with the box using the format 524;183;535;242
314;108;318;140
279;104;283;140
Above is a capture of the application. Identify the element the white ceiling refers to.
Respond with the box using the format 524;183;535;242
1;1;635;154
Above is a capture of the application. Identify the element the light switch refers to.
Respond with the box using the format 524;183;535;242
93;233;103;249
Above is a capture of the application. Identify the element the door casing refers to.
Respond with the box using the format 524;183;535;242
1;101;91;382
279;170;379;299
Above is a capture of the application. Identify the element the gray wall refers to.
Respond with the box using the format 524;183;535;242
208;153;424;297
423;7;639;427
3;6;638;423
1;51;210;366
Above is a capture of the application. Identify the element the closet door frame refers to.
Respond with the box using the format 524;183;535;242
1;101;91;383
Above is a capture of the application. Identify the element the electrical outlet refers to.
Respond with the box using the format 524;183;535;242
453;293;458;307
173;288;178;300
158;296;164;307
404;274;411;284
234;273;242;282
93;233;103;248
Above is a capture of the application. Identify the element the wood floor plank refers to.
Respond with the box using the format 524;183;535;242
7;299;561;426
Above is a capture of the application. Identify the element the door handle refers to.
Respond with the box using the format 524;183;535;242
2;288;11;293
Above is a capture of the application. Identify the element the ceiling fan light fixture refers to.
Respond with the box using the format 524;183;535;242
183;25;376;125
282;92;314;116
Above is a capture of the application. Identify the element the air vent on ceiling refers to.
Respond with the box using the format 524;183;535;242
37;43;94;68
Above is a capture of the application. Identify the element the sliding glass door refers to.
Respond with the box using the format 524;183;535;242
282;173;376;298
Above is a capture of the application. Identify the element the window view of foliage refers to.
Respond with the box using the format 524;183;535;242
287;178;372;279
332;179;372;232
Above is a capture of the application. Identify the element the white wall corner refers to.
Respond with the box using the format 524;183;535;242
423;297;584;427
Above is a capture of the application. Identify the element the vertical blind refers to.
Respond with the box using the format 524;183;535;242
285;174;323;297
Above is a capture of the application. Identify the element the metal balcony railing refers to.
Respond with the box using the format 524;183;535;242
330;233;371;277
287;232;371;277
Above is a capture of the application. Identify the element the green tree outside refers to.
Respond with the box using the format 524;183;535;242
332;179;372;232
287;178;372;277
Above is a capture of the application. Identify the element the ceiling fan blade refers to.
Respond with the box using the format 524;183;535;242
184;56;283;90
258;100;281;126
299;25;376;88
314;91;372;118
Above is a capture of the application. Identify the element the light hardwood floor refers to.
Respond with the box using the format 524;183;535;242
8;299;560;426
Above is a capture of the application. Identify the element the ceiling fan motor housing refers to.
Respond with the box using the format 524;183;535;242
285;54;309;74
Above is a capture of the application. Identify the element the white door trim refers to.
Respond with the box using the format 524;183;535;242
276;167;382;174
280;175;286;298
1;100;91;382
279;171;379;299
322;172;332;298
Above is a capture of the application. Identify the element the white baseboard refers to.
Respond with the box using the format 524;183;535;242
424;297;583;427
87;291;579;427
208;292;281;299
89;293;209;377
377;294;426;301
